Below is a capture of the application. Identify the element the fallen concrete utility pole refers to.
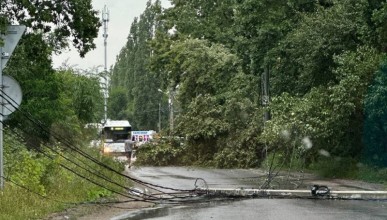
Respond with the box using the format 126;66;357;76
197;188;387;200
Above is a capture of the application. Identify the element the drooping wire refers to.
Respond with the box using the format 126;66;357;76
0;91;204;203
260;149;284;189
1;175;161;209
1;127;155;203
1;116;201;204
3;121;172;201
1;93;318;202
0;91;195;194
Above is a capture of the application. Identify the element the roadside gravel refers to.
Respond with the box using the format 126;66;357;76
44;196;154;220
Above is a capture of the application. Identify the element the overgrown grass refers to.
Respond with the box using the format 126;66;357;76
356;165;387;184
260;152;387;186
260;151;306;172
309;157;359;179
0;130;128;219
307;157;387;184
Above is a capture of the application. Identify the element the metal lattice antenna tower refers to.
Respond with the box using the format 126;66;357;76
102;5;109;123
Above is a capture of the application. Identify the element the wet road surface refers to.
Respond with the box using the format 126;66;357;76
129;166;266;190
116;166;387;220
116;199;387;220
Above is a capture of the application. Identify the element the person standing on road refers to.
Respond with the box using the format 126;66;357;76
124;139;135;164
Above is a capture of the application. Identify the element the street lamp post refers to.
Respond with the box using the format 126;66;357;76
158;88;173;134
169;89;174;133
158;102;161;133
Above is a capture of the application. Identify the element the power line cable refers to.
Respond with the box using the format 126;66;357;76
0;91;193;193
2;123;191;204
5;87;324;203
3;91;273;203
1;175;170;209
1;130;146;202
0;92;202;203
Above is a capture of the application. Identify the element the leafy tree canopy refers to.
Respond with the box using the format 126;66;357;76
110;0;387;169
0;0;100;57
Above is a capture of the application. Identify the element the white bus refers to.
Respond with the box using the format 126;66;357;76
101;120;134;158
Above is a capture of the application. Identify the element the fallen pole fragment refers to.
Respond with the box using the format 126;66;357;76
197;188;387;200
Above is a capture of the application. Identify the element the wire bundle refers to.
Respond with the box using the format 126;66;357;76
0;90;204;206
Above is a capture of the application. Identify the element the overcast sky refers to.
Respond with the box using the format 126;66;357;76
52;0;171;70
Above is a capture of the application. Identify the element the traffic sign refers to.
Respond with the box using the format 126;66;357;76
2;75;22;115
1;25;26;69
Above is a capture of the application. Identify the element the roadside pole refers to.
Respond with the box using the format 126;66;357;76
168;89;175;133
0;46;3;190
198;188;387;200
158;102;161;133
261;65;270;168
102;5;109;123
0;25;26;190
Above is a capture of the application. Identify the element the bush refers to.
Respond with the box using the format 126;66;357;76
1;129;128;219
135;138;186;166
357;166;387;184
309;157;359;178
213;146;260;168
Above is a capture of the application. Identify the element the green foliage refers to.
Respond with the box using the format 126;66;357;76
178;94;229;139
166;39;241;108
1;0;100;56
1;0;102;145
309;157;359;178
269;0;372;95
4;33;61;145
167;0;236;45
108;87;130;120
110;0;163;130
1;128;127;219
56;69;103;124
357;166;387;184
4;131;47;194
310;157;387;183
111;0;387;176
372;1;387;52
135;139;186;166
213;144;260;169
363;59;387;167
262;46;383;165
6;46;103;146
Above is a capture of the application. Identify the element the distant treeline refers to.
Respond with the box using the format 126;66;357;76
110;0;387;170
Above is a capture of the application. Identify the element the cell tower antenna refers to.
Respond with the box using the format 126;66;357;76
102;5;109;123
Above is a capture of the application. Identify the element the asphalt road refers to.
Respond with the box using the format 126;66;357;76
114;166;387;220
